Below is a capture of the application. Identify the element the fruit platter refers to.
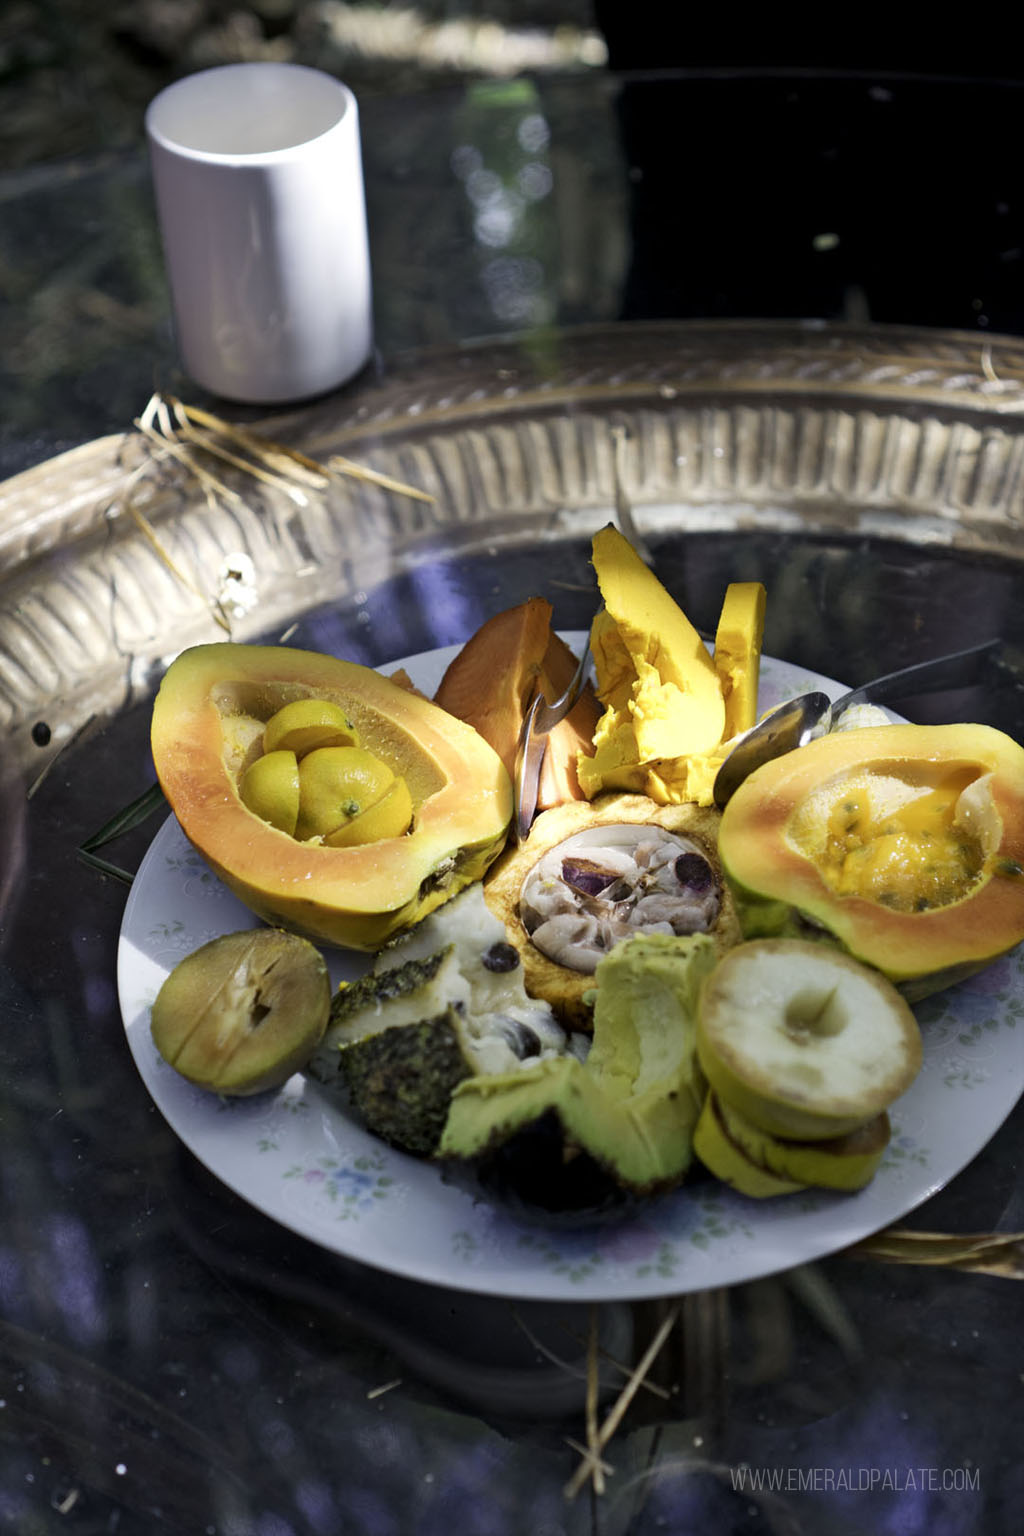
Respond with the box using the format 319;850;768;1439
118;526;1024;1301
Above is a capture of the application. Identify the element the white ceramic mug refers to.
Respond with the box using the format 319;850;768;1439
146;62;373;404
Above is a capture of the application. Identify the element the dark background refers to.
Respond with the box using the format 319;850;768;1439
6;1;1023;339
6;1;1023;332
4;1;1024;476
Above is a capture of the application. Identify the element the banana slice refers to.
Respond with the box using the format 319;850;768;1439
696;939;922;1140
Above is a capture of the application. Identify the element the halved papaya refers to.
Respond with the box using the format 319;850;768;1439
151;642;513;951
717;721;1024;997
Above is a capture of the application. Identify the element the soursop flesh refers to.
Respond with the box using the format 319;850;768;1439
307;886;576;1155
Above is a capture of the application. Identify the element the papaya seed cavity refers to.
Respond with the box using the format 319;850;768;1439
236;698;415;848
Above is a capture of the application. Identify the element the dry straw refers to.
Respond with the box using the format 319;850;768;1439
124;391;434;634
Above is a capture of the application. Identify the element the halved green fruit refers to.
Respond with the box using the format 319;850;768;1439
151;928;330;1096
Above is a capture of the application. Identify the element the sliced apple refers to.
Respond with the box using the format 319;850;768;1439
713;1092;891;1191
696;939;922;1140
693;1092;806;1198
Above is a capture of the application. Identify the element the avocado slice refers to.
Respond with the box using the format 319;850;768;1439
439;931;719;1198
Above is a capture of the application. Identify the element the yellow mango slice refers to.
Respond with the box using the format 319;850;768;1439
714;582;767;739
577;526;730;805
589;524;726;758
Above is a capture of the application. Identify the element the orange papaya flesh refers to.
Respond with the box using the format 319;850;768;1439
151;642;512;952
433;597;550;780
718;721;1024;997
433;598;598;811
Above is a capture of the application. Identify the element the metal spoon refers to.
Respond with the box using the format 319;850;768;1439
712;638;1001;810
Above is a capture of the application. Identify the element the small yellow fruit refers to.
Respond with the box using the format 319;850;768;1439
240;749;300;835
263;698;361;758
325;775;414;847
295;746;395;841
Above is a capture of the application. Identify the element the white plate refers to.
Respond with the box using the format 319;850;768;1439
118;639;1024;1301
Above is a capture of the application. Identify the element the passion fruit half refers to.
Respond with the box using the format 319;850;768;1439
484;792;741;1026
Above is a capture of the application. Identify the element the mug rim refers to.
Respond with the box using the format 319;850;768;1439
145;62;356;164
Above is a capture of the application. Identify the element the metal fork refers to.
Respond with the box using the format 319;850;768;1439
513;639;594;844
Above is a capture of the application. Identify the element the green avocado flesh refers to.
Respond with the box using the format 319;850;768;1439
440;932;718;1195
308;886;719;1200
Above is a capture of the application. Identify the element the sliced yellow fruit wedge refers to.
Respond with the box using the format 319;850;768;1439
325;775;414;847
240;749;300;835
295;746;395;841
263;698;361;758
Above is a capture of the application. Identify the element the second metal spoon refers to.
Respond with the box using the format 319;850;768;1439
712;638;1001;810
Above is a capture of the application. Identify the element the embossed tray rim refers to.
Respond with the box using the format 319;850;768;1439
3;319;1024;771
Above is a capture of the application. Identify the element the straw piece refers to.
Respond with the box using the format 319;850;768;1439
584;1307;605;1495
564;1303;680;1500
172;399;330;489
848;1228;1024;1277
365;1379;403;1400
327;452;436;503
564;1437;613;1489
169;412;311;506
168;395;433;504
133;416;244;508
509;1306;670;1400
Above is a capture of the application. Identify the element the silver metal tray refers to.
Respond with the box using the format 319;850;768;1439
3;320;1024;773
